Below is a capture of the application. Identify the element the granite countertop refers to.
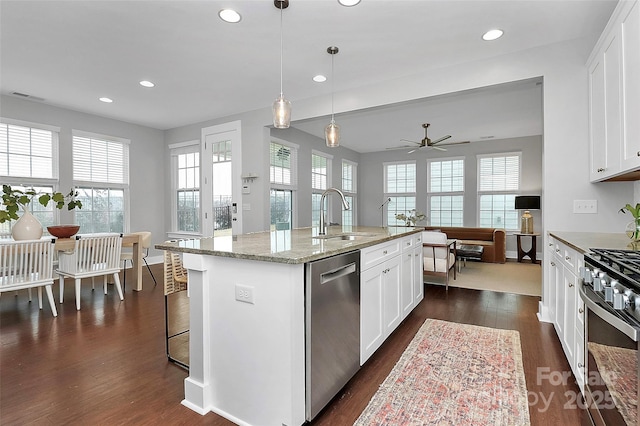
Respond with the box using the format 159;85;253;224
155;226;421;264
549;231;638;254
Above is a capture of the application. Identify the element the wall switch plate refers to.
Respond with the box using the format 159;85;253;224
573;199;597;214
235;284;254;304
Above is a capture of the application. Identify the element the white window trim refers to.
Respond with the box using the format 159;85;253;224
427;156;465;226
476;152;522;229
384;160;416;226
341;160;357;226
72;130;131;233
170;140;200;235
270;138;299;228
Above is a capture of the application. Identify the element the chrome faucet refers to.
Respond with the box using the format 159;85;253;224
319;188;350;235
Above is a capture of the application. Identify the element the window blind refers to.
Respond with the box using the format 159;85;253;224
0;122;55;179
478;154;519;191
73;135;129;185
270;141;297;188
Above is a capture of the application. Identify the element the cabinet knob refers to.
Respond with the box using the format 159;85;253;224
597;168;605;172
569;282;574;288
636;151;640;157
565;256;571;261
383;250;387;255
578;363;584;369
551;261;556;266
556;248;560;253
579;308;584;314
548;242;553;247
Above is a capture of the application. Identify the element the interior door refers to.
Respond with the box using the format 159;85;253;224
201;121;242;236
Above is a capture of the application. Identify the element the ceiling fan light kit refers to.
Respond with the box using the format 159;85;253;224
273;0;291;129
325;46;340;147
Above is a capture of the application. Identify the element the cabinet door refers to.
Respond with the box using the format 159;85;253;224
401;250;414;319
589;28;622;181
621;1;640;170
547;256;557;324
413;247;424;305
554;261;565;338
360;262;385;365
562;269;577;364
383;256;402;336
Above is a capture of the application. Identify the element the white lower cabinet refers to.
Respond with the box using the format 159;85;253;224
548;234;585;393
361;235;420;365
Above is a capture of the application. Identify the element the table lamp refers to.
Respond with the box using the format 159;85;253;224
515;195;541;234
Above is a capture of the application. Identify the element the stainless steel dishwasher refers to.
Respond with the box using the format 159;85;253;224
305;250;360;421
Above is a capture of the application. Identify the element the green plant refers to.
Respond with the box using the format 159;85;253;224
395;209;427;226
0;184;82;223
620;203;640;240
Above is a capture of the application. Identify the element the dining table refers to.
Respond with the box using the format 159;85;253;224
54;233;144;291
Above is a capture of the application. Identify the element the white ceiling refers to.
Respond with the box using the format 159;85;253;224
0;0;617;153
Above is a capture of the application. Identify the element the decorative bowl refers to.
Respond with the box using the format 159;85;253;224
47;225;80;239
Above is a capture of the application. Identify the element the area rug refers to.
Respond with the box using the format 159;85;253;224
354;319;531;426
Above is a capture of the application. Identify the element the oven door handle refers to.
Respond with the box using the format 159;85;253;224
579;284;639;342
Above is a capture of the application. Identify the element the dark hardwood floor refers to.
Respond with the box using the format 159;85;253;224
1;264;589;425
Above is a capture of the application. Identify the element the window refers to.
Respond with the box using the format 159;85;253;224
0;120;60;234
384;161;416;226
341;160;357;226
73;131;129;233
478;153;520;229
211;140;231;232
170;142;200;233
311;152;331;226
428;158;464;226
270;141;298;230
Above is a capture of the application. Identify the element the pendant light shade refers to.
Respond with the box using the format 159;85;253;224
325;120;340;147
273;0;291;129
325;46;340;147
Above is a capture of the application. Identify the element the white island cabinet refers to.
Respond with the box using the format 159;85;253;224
156;226;422;426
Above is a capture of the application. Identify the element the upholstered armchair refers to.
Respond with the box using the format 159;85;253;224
422;231;456;290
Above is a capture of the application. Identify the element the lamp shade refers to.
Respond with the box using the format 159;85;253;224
515;195;541;210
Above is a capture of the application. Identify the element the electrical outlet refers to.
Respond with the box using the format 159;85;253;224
235;284;254;304
573;199;598;214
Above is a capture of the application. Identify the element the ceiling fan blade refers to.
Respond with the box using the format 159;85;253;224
431;145;447;152
430;135;452;145
386;145;416;150
439;140;470;146
400;139;422;145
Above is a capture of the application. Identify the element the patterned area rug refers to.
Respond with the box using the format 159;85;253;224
354;319;531;425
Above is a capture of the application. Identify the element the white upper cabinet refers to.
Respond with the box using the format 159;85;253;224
620;1;640;172
588;0;640;182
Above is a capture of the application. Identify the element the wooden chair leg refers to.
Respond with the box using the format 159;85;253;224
75;278;82;310
113;273;124;301
59;275;65;303
44;285;58;317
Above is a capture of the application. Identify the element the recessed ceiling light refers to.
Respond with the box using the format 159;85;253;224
99;97;113;103
139;80;155;88
338;0;361;6
482;29;504;41
219;9;241;23
313;75;327;83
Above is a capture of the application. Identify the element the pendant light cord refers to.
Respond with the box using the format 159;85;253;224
330;51;335;123
279;4;284;97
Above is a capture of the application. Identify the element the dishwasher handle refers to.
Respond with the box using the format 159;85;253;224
320;262;357;285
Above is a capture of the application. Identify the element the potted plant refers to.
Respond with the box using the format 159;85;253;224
395;209;427;227
1;184;82;240
619;203;640;241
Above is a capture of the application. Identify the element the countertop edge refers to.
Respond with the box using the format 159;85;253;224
155;228;421;264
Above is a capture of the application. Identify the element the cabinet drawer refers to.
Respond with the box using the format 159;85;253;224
401;235;414;252
361;239;401;270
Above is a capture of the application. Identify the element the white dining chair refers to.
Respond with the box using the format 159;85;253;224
57;233;124;310
0;238;58;317
120;231;156;291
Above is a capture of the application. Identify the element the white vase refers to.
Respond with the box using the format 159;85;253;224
11;208;43;240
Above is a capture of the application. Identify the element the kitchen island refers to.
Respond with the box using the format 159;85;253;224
156;226;422;426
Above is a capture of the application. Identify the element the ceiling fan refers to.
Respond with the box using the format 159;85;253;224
387;123;469;153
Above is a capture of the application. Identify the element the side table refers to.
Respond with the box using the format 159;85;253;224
515;232;540;264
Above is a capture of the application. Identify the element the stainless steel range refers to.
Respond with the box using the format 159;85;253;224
580;248;640;426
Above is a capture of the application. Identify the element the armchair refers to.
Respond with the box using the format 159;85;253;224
422;231;456;290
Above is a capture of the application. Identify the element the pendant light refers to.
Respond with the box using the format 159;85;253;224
273;0;291;128
325;46;340;147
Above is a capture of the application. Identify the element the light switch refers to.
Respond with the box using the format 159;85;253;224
573;200;597;214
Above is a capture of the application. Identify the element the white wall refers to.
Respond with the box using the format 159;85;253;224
1;95;167;257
